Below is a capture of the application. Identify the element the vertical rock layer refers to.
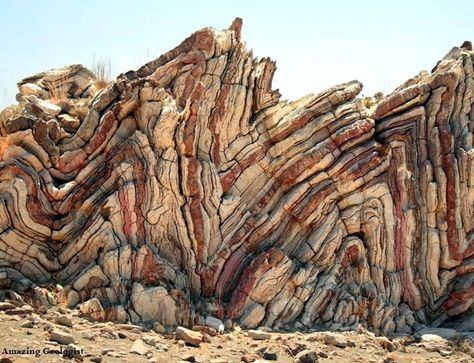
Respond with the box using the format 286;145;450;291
0;20;473;334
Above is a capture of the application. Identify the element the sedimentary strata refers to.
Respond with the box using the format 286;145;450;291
0;19;473;334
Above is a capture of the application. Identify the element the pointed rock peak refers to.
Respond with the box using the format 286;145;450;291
229;17;243;41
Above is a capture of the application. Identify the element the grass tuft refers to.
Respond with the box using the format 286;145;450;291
91;57;111;90
48;78;68;102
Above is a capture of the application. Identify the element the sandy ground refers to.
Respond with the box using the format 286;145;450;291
1;305;474;363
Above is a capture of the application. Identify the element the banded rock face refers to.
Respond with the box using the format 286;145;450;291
0;19;473;334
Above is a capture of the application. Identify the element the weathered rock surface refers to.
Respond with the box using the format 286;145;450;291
0;19;474;335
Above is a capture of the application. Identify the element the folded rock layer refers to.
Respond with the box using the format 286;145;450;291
1;19;473;334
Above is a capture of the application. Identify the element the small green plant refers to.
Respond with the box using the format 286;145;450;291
362;96;374;109
361;91;385;109
374;91;384;102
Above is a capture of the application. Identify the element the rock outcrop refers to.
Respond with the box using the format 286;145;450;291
0;19;474;335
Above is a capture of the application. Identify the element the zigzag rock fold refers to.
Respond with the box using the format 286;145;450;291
1;19;474;334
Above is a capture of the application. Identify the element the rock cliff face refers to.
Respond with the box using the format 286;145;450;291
1;19;474;334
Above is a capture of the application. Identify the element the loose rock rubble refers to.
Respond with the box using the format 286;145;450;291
0;303;473;362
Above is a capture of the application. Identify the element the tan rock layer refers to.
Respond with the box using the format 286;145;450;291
0;19;473;334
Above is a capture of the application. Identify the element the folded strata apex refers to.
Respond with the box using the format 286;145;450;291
0;18;474;334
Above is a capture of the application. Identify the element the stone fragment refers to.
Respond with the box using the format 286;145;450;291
153;322;165;334
57;114;80;131
25;95;62;116
66;290;80;308
241;354;259;362
50;329;75;345
193;325;218;336
416;328;459;340
54;315;73;327
247;330;271;340
141;333;164;348
288;342;307;356
206;316;225;333
5;305;34;315
294;350;318;363
375;336;395;351
0;302;16;311
63;344;85;360
262;348;278;360
79;298;105;321
20;320;34;328
224;319;233;331
181;355;198;362
18;83;49;99
323;333;353;348
176;326;202;347
130;339;151;355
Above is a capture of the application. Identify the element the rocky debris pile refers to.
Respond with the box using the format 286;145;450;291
1;64;103;151
0;18;474;335
0;302;474;362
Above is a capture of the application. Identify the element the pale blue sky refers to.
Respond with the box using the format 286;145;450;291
1;0;473;108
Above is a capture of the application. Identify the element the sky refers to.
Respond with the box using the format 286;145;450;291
1;0;473;108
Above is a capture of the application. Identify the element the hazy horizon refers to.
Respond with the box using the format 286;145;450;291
1;0;473;108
